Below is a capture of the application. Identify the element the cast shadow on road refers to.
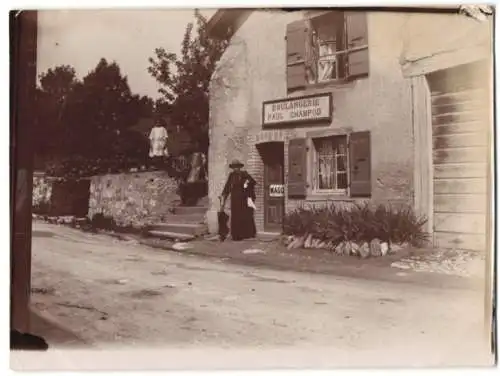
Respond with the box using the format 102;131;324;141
32;231;55;239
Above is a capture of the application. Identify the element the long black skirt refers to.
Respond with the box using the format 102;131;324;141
230;205;256;241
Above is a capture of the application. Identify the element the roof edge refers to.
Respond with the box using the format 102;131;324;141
206;9;252;39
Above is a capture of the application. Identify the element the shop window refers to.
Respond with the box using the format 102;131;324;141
288;131;371;198
286;11;369;91
312;135;348;193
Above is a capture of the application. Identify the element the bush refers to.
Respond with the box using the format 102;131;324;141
44;151;153;179
44;153;194;182
33;201;51;215
87;213;153;235
178;180;208;206
164;154;192;181
283;202;429;247
90;213;117;231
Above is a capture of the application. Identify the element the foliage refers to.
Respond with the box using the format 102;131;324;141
283;202;429;247
34;59;154;175
32;201;51;215
86;213;150;237
90;213;117;230
43;151;194;180
164;154;192;182
45;154;148;178
178;180;208;206
148;9;230;154
34;65;78;160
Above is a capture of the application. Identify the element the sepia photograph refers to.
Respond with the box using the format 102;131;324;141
9;3;496;371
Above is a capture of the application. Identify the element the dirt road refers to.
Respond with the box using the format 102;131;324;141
18;222;493;369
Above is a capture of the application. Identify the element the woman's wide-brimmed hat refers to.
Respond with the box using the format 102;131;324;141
229;159;244;168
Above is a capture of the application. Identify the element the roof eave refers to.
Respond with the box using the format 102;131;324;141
206;9;251;39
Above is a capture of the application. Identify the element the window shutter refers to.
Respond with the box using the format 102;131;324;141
288;138;308;198
304;20;317;85
345;12;369;78
349;131;371;197
286;20;309;91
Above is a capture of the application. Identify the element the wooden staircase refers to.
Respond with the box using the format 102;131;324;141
146;196;208;242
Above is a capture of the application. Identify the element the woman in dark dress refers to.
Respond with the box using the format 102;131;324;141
220;159;257;241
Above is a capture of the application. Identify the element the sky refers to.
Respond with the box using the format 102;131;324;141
36;9;217;99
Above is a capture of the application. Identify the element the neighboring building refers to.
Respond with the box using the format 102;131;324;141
397;8;493;345
399;10;493;253
206;8;493;254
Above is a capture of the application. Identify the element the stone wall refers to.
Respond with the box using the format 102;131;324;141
33;171;181;227
207;10;415;234
88;171;180;227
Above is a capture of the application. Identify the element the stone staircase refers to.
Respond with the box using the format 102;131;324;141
146;196;209;242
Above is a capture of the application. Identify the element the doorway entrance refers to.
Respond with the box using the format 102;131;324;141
259;142;285;233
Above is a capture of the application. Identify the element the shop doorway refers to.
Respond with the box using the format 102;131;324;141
259;142;285;232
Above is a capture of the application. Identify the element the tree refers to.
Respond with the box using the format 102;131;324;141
64;58;154;159
35;59;155;176
34;65;79;165
148;9;230;154
39;65;77;100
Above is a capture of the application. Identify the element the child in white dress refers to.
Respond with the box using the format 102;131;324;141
148;121;168;169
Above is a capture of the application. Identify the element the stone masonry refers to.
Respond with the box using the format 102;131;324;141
33;171;180;227
89;171;179;227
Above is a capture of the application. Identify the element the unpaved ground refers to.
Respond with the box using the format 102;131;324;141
20;222;493;369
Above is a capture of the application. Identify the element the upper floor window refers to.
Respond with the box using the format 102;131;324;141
286;11;369;92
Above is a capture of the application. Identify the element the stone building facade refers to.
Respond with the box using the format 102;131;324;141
206;9;414;234
206;9;493;254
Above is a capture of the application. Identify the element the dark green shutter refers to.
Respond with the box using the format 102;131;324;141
288;138;308;198
345;12;369;79
286;20;309;91
349;131;371;197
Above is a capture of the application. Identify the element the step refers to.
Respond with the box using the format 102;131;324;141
147;230;195;242
150;222;207;236
164;213;206;224
257;232;281;242
197;196;209;207
172;206;208;215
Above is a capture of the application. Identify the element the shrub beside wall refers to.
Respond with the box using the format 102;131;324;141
32;173;90;217
178;181;208;206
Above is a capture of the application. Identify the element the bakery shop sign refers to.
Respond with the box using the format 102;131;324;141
262;93;332;127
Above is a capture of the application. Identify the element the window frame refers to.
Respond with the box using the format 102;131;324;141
305;10;369;87
306;127;353;199
310;11;346;84
311;134;349;195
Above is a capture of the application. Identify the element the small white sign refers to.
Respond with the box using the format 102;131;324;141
263;94;332;127
269;184;285;197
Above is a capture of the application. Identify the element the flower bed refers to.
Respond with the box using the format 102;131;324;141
282;202;429;258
